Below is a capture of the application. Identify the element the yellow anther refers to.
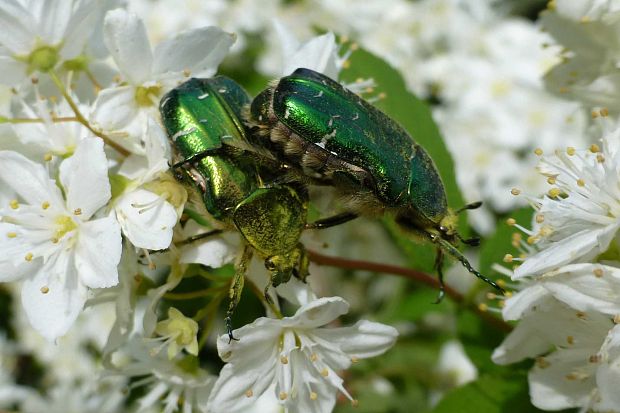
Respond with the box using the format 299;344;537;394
9;199;19;209
342;60;351;69
535;214;545;223
6;232;17;238
310;392;318;400
280;355;289;364
510;188;521;196
547;176;556;185
350;43;359;51
503;254;513;263
548;188;561;198
320;368;329;377
310;353;318;362
41;201;50;210
576;179;585;187
534;148;543;156
594;268;604;278
378;92;387;100
597;154;605;163
183;69;191;77
506;218;516;226
566;147;576;156
478;303;488;312
589;354;601;363
40;286;49;294
576;311;586;320
505;291;513;298
559;86;569;94
591;110;599;119
245;389;253;398
600;108;609;117
527;236;537;244
539;226;553;236
499;300;506;308
73;208;82;215
43;153;53;162
486;292;497;300
352;399;359;407
536;357;550;368
590;144;600;153
567;336;574;345
351;356;359;363
566;373;578;380
51;237;59;244
25;252;33;261
614;315;620;324
497;279;507;288
279;392;288;400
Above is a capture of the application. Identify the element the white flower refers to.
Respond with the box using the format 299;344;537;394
0;0;100;84
112;119;180;250
0;137;121;340
91;8;234;146
209;296;398;413
493;293;617;411
513;123;620;279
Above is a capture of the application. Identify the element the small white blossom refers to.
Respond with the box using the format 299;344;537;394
0;137;121;340
209;296;398;413
91;8;235;147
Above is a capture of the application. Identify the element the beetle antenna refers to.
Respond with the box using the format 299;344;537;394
456;201;482;214
435;237;504;294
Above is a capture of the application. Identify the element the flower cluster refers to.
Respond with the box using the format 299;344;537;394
0;2;399;412
493;116;620;411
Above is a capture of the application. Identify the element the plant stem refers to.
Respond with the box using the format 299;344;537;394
307;249;512;332
5;116;79;123
48;71;130;157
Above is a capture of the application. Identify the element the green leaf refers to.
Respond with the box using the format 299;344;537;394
340;49;465;273
432;373;548;413
479;208;533;277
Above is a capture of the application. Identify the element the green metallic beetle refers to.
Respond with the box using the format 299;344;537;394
246;68;503;299
159;76;312;340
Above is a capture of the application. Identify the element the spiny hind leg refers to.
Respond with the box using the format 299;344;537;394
225;244;253;342
305;212;359;230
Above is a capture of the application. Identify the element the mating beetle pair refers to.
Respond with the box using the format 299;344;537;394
160;68;503;340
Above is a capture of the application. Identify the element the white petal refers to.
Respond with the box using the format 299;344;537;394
152;26;234;77
501;284;552;321
91;85;140;133
283;296;349;329
528;349;595;410
61;0;99;59
0;150;64;206
312;320;398;360
491;320;556;365
275;277;317;307
103;9;153;84
595;326;620;411
514;225;618;278
0;0;34;53
282;32;340;78
59;137;111;219
115;190;176;250
74;215;121;288
21;253;87;340
0;52;26;85
37;0;73;45
541;263;620;315
180;233;237;268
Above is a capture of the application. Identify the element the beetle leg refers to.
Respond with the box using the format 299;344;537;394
225;244;253;343
456;201;483;213
305;212;359;229
171;147;225;169
433;248;446;304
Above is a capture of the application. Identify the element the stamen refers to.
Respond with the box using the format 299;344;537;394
310;391;318;400
25;252;33;261
593;268;604;278
567;336;574;345
534;148;543;156
73;208;82;215
510;188;521;196
279;392;288;400
566;147;576;156
9;200;19;209
42;201;50;210
245;389;253;398
320;368;329;377
6;232;17;238
40;286;49;294
280;355;289;364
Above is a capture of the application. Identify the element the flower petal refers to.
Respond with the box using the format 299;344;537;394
74;215;121;288
152;26;234;77
90;85;141;137
59;137;111;219
282;31;340;78
0;150;64;206
283;296;349;329
312;319;398;361
180;232;237;268
21;252;87;340
103;9;153;84
0;52;26;85
541;263;620;315
514;225;619;278
115;189;176;250
0;0;34;53
61;0;99;59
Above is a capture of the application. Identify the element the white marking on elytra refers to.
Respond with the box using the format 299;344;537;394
171;127;197;141
160;96;172;107
318;128;337;149
327;115;341;128
352;113;359;121
284;108;290;119
218;87;227;93
313;91;324;98
197;92;210;99
199;119;208;124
